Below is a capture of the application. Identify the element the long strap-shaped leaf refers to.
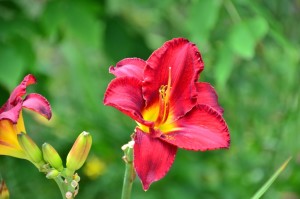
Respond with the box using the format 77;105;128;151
251;156;292;199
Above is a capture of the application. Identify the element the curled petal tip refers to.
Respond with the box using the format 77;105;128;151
23;93;52;120
109;58;145;80
24;74;37;86
1;74;52;123
142;184;150;191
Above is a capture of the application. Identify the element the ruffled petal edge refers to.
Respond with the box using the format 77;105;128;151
161;104;230;151
109;58;146;81
104;77;152;126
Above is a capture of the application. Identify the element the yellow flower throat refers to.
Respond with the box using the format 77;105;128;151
138;67;177;134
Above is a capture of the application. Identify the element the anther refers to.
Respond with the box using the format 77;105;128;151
156;67;172;125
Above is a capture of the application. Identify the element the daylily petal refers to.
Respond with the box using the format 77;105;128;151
161;105;230;151
15;111;26;134
0;99;22;124
0;102;8;116
143;38;204;119
0;74;38;123
104;77;151;125
0;144;26;159
0;120;26;159
23;93;52;120
109;58;146;81
134;128;177;191
196;82;224;114
7;74;36;106
0;74;50;160
0;120;20;148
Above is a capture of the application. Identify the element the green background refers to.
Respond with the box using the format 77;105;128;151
0;0;299;198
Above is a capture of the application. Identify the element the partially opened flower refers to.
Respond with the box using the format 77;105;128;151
0;74;52;159
104;38;230;190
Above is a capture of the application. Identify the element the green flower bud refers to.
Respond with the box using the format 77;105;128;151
42;143;64;171
46;169;60;179
17;133;43;164
0;179;9;199
66;131;92;172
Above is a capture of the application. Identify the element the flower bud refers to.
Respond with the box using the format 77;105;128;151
17;133;43;164
66;131;92;172
46;169;60;179
0;179;9;199
42;143;64;171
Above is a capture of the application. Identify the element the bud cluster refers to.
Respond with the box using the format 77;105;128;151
16;131;92;198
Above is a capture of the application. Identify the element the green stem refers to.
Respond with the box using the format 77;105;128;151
54;177;67;199
224;0;241;23
121;146;135;199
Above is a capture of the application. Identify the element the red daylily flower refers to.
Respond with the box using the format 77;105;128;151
0;74;52;159
104;38;230;190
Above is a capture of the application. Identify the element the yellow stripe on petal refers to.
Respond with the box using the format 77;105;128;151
0;120;21;148
0;144;27;159
16;111;26;134
157;121;180;133
139;102;180;134
142;104;159;122
138;104;160;133
0;119;28;159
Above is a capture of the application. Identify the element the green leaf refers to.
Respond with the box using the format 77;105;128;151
248;16;269;39
0;45;26;90
214;43;235;89
186;0;222;45
251;157;292;199
229;16;268;59
11;36;36;71
40;0;102;47
39;0;65;39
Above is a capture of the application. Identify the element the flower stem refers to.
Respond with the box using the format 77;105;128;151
54;176;67;199
121;143;135;199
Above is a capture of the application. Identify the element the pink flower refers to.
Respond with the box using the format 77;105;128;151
0;74;52;159
104;38;230;190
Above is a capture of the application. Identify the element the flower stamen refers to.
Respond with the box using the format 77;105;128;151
156;67;172;126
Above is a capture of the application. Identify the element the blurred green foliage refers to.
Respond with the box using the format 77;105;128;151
0;0;299;198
